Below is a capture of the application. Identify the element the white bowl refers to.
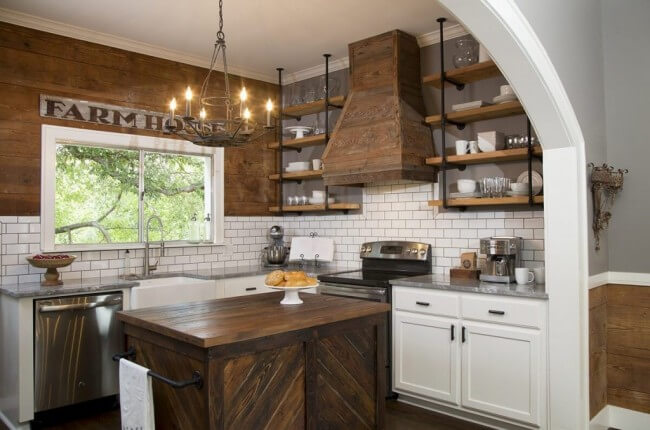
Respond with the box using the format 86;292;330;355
287;161;310;171
312;190;325;198
457;179;477;194
309;197;335;205
510;182;528;193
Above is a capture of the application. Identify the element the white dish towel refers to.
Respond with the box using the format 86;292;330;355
119;358;155;430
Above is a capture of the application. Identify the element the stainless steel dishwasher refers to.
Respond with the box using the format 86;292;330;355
34;292;123;412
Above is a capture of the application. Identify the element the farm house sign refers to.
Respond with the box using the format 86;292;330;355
39;94;177;131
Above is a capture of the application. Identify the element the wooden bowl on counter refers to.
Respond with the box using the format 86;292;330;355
25;255;77;286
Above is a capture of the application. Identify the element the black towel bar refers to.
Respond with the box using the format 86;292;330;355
113;347;203;389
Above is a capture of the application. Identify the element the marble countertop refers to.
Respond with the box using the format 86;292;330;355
0;263;347;299
389;274;547;299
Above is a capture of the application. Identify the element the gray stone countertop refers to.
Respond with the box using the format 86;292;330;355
0;263;347;299
390;274;548;300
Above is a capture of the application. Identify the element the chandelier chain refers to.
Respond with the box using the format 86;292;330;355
216;0;225;41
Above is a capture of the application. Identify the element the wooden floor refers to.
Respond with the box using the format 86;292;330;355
26;399;489;429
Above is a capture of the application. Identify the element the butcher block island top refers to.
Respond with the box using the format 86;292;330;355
117;292;390;348
117;292;390;429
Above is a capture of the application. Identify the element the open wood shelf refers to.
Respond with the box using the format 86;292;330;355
269;202;361;213
425;101;524;127
268;134;327;150
426;146;542;166
422;61;501;89
428;195;544;207
269;170;323;181
282;95;346;117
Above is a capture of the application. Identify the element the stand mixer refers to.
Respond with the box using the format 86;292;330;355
262;225;289;267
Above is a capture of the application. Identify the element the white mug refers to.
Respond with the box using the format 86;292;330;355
469;140;479;154
500;84;514;96
455;140;469;155
312;159;323;170
533;267;545;284
515;267;535;285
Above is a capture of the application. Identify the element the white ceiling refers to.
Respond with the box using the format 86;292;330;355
0;0;459;82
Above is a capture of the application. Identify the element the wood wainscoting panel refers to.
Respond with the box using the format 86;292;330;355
0;22;277;216
589;285;608;418
604;284;650;414
126;336;209;429
315;325;378;429
223;344;305;429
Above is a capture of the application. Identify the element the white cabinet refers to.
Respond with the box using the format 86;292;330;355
393;312;459;405
461;321;540;425
392;286;546;429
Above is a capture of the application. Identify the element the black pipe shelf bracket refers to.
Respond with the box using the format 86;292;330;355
272;54;348;216
112;348;203;390
277;67;285;216
431;16;541;211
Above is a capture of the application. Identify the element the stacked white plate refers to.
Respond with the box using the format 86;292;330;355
451;100;490;111
285;161;310;172
492;93;518;104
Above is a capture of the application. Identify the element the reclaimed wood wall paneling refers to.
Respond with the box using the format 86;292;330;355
590;283;650;416
0;22;277;216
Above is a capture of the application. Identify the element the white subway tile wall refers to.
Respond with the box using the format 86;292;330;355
0;181;544;285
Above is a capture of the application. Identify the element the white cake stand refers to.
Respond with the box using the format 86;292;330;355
265;283;318;305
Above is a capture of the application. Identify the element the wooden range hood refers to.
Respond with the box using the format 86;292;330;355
322;30;434;186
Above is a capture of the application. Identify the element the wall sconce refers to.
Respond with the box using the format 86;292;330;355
589;163;628;251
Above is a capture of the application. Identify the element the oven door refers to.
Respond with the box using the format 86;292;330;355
317;282;388;302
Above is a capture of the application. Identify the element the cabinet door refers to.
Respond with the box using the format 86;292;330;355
393;311;459;405
461;321;540;425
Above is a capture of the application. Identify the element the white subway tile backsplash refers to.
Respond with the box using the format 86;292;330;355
1;181;544;285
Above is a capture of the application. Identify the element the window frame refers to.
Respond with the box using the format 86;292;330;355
41;124;225;251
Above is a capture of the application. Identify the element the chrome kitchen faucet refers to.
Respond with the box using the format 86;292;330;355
144;215;165;276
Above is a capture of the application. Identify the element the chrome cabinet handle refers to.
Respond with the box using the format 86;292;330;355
39;297;122;313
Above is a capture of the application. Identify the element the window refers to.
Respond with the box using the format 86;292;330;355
42;125;224;250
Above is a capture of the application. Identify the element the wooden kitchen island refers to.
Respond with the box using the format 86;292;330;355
116;292;390;429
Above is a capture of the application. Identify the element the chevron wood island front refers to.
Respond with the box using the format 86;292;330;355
117;292;390;429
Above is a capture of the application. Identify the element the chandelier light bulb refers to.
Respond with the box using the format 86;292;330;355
240;87;248;102
265;99;273;127
199;108;206;119
243;107;251;120
170;98;177;111
185;86;193;100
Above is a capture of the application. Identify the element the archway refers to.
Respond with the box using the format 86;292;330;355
440;1;590;429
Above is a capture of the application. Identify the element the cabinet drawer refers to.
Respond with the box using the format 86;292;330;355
393;287;459;318
461;295;544;328
223;275;269;297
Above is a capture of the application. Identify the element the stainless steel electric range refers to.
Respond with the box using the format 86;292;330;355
317;240;432;397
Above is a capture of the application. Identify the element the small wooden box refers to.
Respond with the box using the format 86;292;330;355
450;267;480;281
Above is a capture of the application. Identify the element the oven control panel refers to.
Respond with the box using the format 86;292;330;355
360;241;431;261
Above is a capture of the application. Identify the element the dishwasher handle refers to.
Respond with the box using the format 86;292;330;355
38;296;122;313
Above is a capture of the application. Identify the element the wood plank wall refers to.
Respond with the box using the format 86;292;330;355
589;283;650;417
0;22;278;216
589;285;608;418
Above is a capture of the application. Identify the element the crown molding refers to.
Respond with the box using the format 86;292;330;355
284;24;468;84
0;7;468;85
0;7;277;83
416;23;469;47
282;57;350;84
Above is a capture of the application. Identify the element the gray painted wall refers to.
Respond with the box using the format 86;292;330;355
514;0;609;275
602;0;650;273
